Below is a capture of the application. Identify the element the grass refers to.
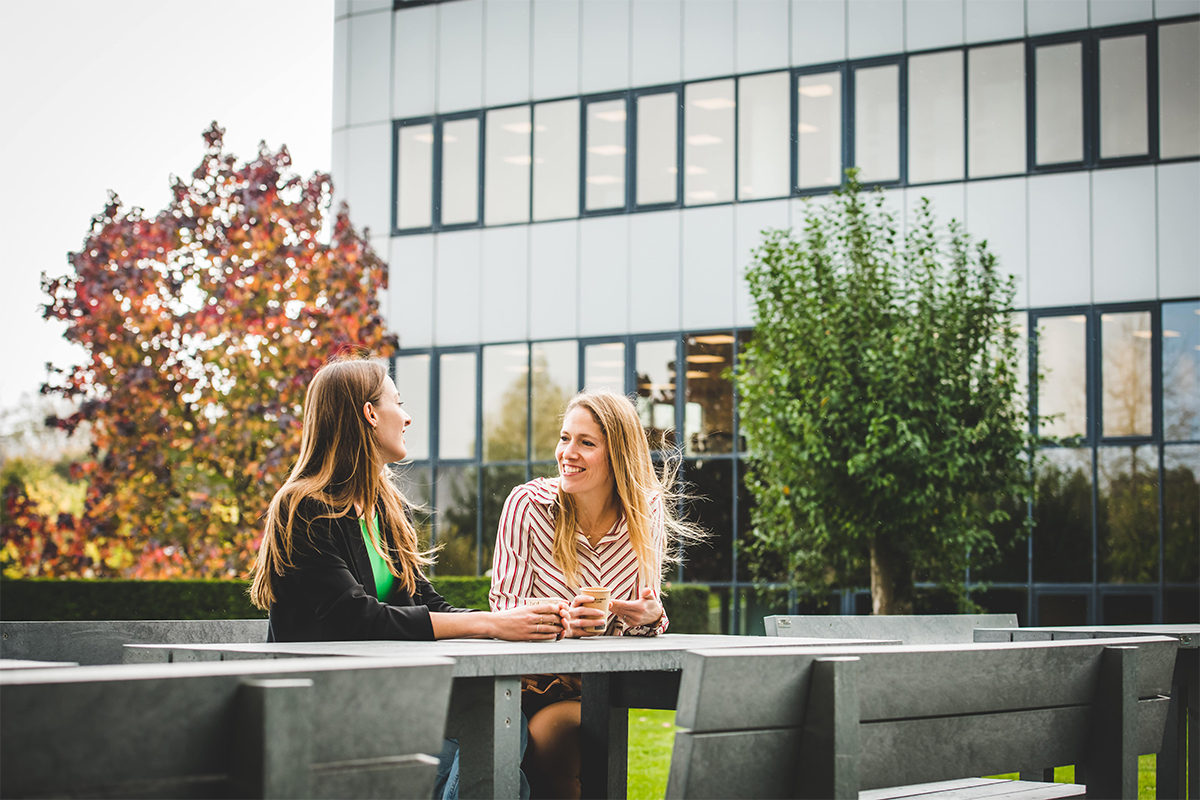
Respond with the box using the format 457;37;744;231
628;711;1161;800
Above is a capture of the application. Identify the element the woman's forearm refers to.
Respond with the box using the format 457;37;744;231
429;610;495;639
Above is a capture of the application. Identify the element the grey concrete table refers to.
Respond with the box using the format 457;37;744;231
976;624;1199;799
125;633;898;800
0;658;79;669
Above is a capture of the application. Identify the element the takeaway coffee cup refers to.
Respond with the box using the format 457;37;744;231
578;586;610;634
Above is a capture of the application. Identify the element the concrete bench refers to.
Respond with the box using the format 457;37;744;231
0;655;453;799
764;613;1020;644
0;619;268;665
665;636;1179;800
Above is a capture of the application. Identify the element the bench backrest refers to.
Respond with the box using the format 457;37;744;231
764;613;1020;644
666;636;1178;800
0;655;453;799
0;619;269;665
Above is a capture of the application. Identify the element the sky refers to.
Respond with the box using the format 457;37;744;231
0;0;334;429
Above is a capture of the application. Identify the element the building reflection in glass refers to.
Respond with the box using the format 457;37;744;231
435;465;478;576
1163;301;1200;442
1164;445;1199;583
482;344;529;463
1101;311;1152;438
532;341;578;461
1037;314;1088;440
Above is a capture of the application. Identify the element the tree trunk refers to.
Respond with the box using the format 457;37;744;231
869;536;914;615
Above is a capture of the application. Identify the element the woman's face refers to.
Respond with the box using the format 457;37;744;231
369;376;412;463
556;405;614;499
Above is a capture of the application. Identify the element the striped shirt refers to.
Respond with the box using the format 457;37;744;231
489;477;669;636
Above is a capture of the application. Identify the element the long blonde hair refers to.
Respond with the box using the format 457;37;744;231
552;391;705;588
249;356;432;609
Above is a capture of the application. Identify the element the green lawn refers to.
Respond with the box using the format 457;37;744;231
628;710;1160;800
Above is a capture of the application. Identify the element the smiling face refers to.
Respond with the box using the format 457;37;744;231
556;405;614;500
367;376;412;464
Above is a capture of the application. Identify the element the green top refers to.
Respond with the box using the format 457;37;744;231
359;515;395;602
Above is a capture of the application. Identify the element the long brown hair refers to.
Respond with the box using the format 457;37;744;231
552;391;705;588
249;356;432;609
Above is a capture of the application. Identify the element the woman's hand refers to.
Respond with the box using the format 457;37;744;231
486;602;565;641
561;593;608;637
608;587;663;629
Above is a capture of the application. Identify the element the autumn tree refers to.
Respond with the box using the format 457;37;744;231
736;173;1034;614
34;123;395;579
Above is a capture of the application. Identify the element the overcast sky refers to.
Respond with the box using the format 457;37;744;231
0;0;334;425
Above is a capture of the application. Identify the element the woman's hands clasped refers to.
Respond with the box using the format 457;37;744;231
489;601;568;641
561;587;662;637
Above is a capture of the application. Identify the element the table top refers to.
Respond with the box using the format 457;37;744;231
977;624;1199;648
125;633;900;676
0;658;79;670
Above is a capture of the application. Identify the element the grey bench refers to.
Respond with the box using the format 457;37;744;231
0;619;269;665
764;613;1020;644
0;655;453;799
666;636;1179;800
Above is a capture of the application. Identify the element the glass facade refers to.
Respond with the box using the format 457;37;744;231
684;79;735;205
853;63;900;182
1035;42;1084;165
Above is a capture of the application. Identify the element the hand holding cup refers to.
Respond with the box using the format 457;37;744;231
565;586;610;637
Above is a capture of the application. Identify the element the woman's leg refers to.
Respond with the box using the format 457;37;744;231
523;699;581;800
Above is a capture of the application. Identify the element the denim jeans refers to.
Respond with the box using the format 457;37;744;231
433;713;530;800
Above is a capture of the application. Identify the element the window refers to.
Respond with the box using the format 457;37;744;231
1035;42;1084;166
853;63;900;183
684;334;734;455
532;99;580;221
737;71;790;200
1159;20;1200;159
395;354;431;460
441;116;480;226
1037;315;1088;440
797;70;842;190
439;351;478;460
584;342;625;393
1101;311;1152;438
968;43;1025;178
635;339;678;449
908;50;963;183
636;90;679;206
531;341;578;460
1033;447;1094;582
1163;445;1200;583
1163;300;1200;442
1099;35;1149;159
485;106;531;226
685;80;735;205
1097;445;1159;583
482;344;529;462
435;465;477;575
585;97;628;212
396;122;433;230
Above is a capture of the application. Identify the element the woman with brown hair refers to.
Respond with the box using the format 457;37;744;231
489;389;704;799
248;353;562;642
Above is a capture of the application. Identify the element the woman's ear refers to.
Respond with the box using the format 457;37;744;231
362;401;378;429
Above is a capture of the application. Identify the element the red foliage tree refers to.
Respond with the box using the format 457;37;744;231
35;123;396;579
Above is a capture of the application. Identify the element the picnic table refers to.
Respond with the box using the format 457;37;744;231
975;624;1199;799
125;633;899;799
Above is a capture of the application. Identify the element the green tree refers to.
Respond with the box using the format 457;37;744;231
32;123;395;579
735;173;1033;614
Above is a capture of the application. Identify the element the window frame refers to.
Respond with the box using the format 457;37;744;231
631;84;684;212
580;90;633;217
436;109;485;231
847;54;907;187
481;102;534;229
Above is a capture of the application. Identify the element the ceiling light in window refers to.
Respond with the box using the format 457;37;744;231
502;122;533;134
586;175;622;185
687;354;726;363
798;123;820;133
686;165;708;175
503;155;532;165
412;133;435;144
692;335;735;344
1163;330;1181;337
1133;330;1153;338
686;134;724;146
686;370;712;379
687;190;717;201
587;145;627;156
443;135;459;143
691;97;736;111
593;109;627;123
1067;315;1087;323
798;83;834;98
666;166;679;174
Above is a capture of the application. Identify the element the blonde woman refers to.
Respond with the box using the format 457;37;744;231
489;390;703;799
248;355;561;643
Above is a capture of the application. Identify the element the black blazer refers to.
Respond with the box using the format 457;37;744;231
268;497;471;642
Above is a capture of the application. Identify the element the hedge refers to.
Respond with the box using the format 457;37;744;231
0;577;712;633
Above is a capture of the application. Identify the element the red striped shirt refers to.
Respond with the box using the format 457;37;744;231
488;477;669;636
